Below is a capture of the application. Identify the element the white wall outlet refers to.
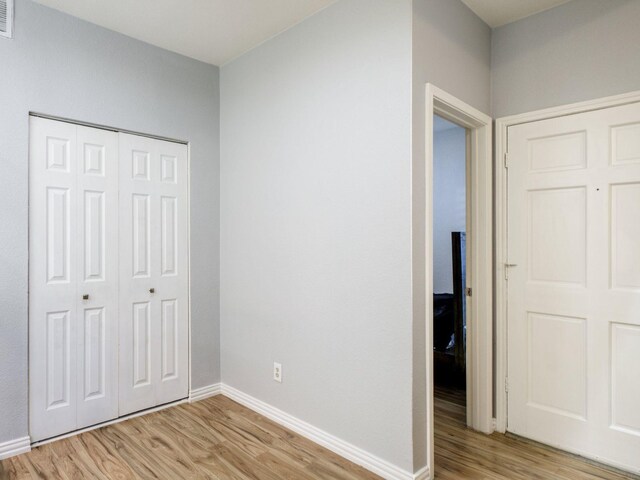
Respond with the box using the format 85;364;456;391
273;362;282;383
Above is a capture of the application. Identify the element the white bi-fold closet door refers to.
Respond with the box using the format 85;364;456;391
29;117;189;443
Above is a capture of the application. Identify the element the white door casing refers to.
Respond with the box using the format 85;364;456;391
118;133;189;416
507;101;640;473
29;117;119;441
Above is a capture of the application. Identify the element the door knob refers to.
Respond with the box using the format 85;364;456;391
82;294;89;300
149;288;155;294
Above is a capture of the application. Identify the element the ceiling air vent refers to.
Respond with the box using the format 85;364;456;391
0;0;13;39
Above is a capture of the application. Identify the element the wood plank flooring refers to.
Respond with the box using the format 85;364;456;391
0;396;380;480
1;392;638;479
434;385;639;480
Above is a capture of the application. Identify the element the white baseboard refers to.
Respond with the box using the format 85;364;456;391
413;465;430;480
189;383;222;403
0;436;31;460
221;384;415;480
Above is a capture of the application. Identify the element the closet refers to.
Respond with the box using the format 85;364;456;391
29;116;189;442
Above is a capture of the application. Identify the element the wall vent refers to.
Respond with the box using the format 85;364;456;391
0;0;13;39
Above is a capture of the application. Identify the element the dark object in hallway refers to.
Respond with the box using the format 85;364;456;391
434;232;466;389
433;293;455;352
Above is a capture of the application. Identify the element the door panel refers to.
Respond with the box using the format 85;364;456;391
45;310;72;409
119;134;188;416
76;125;119;429
507;101;640;473
611;183;640;290
154;140;188;406
82;307;105;400
31;118;119;440
30;117;79;442
132;194;151;278
119;135;158;415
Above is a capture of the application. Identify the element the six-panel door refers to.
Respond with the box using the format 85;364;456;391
29;117;189;441
29;118;120;441
507;102;640;472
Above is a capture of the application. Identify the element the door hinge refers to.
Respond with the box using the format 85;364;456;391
504;263;517;281
505;377;509;393
504;152;509;169
465;287;472;297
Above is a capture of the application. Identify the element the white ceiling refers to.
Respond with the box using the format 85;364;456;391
33;0;573;66
460;0;571;28
33;0;337;66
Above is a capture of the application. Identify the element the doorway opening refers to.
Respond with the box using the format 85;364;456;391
432;114;468;416
424;84;493;477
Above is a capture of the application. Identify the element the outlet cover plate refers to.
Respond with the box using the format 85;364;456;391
273;362;282;383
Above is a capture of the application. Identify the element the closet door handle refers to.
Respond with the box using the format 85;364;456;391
82;294;89;300
149;288;155;294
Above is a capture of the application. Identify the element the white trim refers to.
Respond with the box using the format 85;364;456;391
0;437;30;460
413;466;430;480
221;384;415;480
187;139;193;402
424;84;494;474
31;399;187;448
189;383;222;403
494;89;640;434
28;112;189;145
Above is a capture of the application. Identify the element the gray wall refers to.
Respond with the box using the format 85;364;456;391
411;0;491;469
0;0;220;443
492;0;640;117
220;0;414;471
433;125;466;295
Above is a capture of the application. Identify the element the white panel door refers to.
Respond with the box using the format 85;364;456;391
118;133;189;416
507;101;640;473
76;125;119;429
30;118;119;442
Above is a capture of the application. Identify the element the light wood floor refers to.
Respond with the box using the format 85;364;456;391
0;396;380;480
1;392;638;479
434;385;639;480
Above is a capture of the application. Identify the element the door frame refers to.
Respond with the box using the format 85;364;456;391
425;84;493;472
494;89;640;433
27;112;193;443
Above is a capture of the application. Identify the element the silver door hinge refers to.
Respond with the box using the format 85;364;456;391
465;287;472;297
504;152;509;169
505;377;509;393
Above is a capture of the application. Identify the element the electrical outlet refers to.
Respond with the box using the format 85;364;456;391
273;362;282;383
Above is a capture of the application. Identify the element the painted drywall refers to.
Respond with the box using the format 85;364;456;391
492;0;640;117
433;125;466;294
0;0;220;444
221;0;414;471
411;0;491;469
